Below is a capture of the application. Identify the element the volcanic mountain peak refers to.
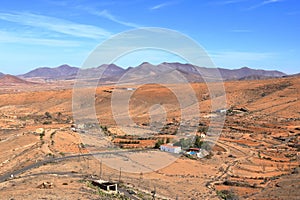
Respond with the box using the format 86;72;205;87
21;64;79;79
98;64;125;74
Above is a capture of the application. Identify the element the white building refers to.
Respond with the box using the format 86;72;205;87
160;144;181;154
92;180;118;193
196;149;209;158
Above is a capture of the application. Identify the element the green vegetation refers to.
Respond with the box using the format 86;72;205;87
201;141;212;151
50;131;56;139
119;140;140;144
39;132;45;140
79;143;86;148
45;112;52;119
154;139;164;148
216;190;239;200
100;125;112;136
166;137;171;144
197;126;208;133
193;135;203;148
100;125;108;132
173;138;193;149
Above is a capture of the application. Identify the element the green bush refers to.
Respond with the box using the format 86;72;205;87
216;190;239;200
154;139;164;148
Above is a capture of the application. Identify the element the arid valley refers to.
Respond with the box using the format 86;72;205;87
0;66;299;199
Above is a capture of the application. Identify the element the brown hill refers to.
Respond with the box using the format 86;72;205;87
0;74;38;86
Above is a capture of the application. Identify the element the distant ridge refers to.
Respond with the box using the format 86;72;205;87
18;63;287;82
20;64;79;79
238;74;272;81
284;72;300;77
219;67;286;80
0;74;38;86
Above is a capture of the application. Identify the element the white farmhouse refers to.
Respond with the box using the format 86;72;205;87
160;144;181;154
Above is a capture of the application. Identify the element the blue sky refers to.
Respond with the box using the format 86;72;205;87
0;0;299;75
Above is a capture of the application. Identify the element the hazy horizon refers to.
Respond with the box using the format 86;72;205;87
0;62;296;76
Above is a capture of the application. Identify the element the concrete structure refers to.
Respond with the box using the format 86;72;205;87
160;144;181;154
92;180;118;192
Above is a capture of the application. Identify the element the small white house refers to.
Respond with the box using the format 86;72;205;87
196;149;209;158
160;144;181;154
216;109;227;114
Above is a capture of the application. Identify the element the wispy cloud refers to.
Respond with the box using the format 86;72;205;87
248;0;285;10
0;30;80;46
47;0;141;28
93;9;140;28
0;12;111;39
150;1;177;10
212;0;249;6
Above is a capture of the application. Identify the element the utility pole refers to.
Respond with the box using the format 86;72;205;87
119;167;122;183
139;172;143;186
100;160;103;180
152;186;156;200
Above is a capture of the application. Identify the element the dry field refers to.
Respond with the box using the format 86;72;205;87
0;76;299;199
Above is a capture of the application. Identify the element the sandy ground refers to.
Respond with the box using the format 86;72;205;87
0;76;299;199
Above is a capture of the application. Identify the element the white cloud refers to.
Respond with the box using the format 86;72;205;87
45;1;141;28
150;1;177;10
212;0;249;6
248;0;285;10
95;10;140;28
0;12;111;39
0;30;81;46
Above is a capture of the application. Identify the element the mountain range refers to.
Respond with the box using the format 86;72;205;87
19;64;79;79
0;62;291;84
